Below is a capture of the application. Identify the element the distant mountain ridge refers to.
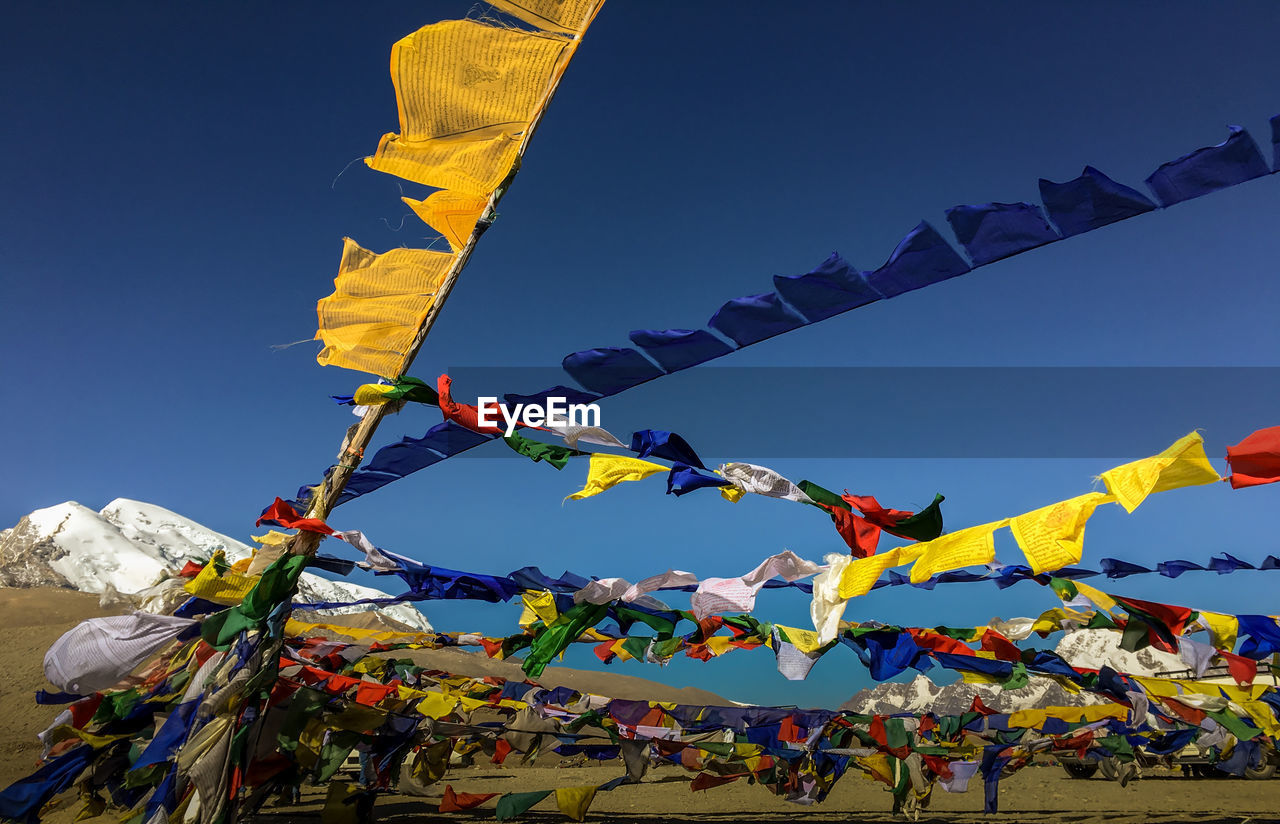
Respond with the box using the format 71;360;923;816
841;628;1187;715
0;498;431;631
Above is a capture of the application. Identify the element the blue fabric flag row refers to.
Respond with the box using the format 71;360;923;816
297;549;1280;615
291;114;1278;511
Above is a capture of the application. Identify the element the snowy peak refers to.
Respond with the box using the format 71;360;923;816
839;629;1177;715
0;499;431;631
1053;628;1186;675
100;498;253;567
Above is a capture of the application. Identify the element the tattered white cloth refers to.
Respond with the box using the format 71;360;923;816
44;612;196;693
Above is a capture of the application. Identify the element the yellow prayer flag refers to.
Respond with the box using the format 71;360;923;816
519;590;559;627
566;454;666;500
184;561;258;605
838;545;924;599
1099;431;1222;513
908;520;1008;584
416;691;460;720
554;786;597;822
315;238;456;378
1070;580;1117;611
490;0;602;33
365;20;573;194
403;192;488;252
352;383;398;406
1007;709;1047;729
1010;492;1113;574
719;485;745;503
252;530;293;547
1199;611;1238;651
775;625;824;654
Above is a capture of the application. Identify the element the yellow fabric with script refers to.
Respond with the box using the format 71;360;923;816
1199;611;1239;651
314;238;456;377
838;545;924;599
775;625;824;654
404;192;489;252
184;561;258;605
554;786;597;822
566;454;666;500
490;0;601;33
1010;491;1113;574
908;520;1008;583
1099;431;1222;513
365;20;572;194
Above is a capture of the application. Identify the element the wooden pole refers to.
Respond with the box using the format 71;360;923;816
226;13;602;824
290;7;599;557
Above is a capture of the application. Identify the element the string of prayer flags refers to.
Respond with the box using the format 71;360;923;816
1099;431;1222;512
1009;492;1113;575
1226;425;1280;488
566;454;666;501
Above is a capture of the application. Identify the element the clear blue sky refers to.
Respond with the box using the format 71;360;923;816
3;2;1279;707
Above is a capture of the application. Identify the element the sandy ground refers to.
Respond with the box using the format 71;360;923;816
5;588;1280;823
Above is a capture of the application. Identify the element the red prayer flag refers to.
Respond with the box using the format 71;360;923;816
1220;650;1258;685
690;772;746;792
1226;425;1280;489
822;504;880;557
437;374;507;435
491;739;513;765
968;695;998;716
256;497;334;535
439;785;498;812
980;629;1023;662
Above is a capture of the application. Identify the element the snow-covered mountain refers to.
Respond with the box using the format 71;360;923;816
841;628;1183;715
0;499;431;632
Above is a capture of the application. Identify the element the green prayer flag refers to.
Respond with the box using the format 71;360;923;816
889;494;945;542
503;432;580;470
1207;709;1261;741
1048;578;1078;601
202;553;308;649
387;376;439;405
496;790;551;821
1001;661;1030;691
797;480;850;510
523;602;609;677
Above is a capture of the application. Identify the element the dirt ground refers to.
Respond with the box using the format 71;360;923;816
5;589;1280;823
